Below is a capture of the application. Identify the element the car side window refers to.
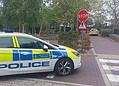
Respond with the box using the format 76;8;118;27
0;37;14;48
17;37;44;49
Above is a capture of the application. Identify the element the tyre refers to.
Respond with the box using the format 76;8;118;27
54;58;74;76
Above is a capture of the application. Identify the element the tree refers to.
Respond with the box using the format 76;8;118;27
49;0;90;32
87;0;105;28
102;0;119;31
2;0;43;33
0;0;90;34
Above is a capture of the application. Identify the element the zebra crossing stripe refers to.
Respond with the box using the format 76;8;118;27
102;64;110;70
102;65;119;71
99;58;119;83
99;59;119;64
107;74;119;83
110;66;119;71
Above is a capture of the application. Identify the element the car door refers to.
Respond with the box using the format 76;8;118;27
15;36;51;73
0;36;20;76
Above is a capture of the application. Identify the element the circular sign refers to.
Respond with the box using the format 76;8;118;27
78;9;89;22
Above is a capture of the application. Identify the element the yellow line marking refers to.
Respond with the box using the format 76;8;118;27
14;36;20;48
12;36;16;47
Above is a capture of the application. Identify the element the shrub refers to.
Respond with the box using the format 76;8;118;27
59;32;78;49
100;29;113;37
114;29;119;34
59;32;91;53
78;33;91;52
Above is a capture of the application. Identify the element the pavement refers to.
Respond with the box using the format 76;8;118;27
0;77;84;86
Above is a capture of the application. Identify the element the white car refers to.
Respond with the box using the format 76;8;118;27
0;33;81;76
89;29;99;36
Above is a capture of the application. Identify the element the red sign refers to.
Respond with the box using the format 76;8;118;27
77;22;88;33
77;9;89;33
78;9;89;23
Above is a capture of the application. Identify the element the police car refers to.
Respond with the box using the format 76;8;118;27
0;33;81;76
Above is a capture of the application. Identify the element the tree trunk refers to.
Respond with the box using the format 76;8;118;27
45;22;48;34
22;24;25;33
39;23;43;36
18;23;21;32
31;27;34;35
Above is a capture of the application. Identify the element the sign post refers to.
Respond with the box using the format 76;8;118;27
77;9;90;53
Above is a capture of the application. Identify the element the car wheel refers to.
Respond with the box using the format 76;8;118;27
54;58;74;76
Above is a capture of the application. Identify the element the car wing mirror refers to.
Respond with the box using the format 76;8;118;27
43;45;48;52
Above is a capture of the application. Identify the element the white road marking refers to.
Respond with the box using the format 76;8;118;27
98;57;119;85
111;66;119;71
99;59;119;64
102;65;119;71
102;64;110;70
96;54;119;58
95;58;112;86
107;74;119;83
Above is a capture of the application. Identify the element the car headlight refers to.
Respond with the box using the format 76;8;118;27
72;51;80;56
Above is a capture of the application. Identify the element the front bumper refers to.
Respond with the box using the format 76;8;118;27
73;57;81;69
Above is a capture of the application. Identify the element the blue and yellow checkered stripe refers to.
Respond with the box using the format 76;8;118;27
0;50;49;62
0;49;68;62
13;50;49;61
0;49;13;62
